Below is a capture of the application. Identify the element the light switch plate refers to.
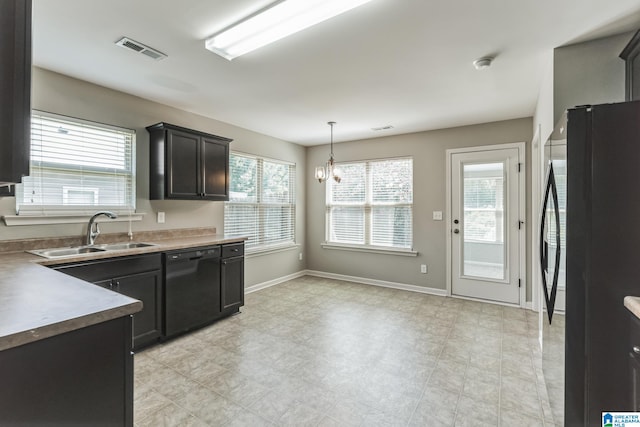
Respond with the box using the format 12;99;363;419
157;212;165;223
433;211;443;221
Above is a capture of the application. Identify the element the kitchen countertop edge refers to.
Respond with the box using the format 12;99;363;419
625;296;640;320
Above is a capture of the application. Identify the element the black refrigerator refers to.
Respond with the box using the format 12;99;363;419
563;100;640;426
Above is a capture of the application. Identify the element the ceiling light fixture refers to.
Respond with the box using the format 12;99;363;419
315;121;341;184
473;57;493;70
205;0;374;61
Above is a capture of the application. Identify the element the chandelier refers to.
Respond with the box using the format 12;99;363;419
315;121;342;183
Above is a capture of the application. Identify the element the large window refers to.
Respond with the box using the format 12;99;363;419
224;152;296;252
326;157;413;250
16;111;136;215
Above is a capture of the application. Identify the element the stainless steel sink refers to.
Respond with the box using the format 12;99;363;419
96;242;156;251
29;242;156;259
30;246;107;258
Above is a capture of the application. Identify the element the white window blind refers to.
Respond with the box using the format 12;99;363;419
224;152;296;251
326;157;413;249
16;111;136;215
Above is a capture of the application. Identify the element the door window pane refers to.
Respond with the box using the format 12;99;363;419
462;162;505;280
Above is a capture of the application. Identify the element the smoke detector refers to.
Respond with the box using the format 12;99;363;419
115;37;167;61
473;57;493;70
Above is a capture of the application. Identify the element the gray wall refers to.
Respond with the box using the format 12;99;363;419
553;32;631;124
0;68;306;287
306;118;534;300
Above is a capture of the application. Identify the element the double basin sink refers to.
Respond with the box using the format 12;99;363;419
30;242;156;259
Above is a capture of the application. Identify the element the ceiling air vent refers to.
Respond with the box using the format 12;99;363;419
115;37;167;61
371;125;394;131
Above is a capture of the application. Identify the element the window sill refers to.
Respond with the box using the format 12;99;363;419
321;242;418;256
2;213;145;227
246;242;300;258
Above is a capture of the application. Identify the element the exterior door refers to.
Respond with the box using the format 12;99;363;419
450;146;522;304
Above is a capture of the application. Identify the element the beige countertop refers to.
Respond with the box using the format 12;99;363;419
0;231;246;352
625;296;640;320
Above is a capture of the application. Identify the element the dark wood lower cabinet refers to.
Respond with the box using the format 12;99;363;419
221;255;244;313
54;254;162;350
53;244;244;345
114;270;162;348
630;313;640;410
0;316;133;427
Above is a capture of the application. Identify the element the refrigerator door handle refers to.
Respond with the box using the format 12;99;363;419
540;162;562;324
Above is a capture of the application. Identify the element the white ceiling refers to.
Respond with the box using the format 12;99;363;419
32;0;640;145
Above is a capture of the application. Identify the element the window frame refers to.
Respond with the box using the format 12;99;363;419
224;151;297;254
323;156;417;256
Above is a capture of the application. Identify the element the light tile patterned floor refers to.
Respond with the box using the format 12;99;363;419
134;276;556;426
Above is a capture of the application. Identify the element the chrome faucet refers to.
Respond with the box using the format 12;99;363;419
86;211;118;245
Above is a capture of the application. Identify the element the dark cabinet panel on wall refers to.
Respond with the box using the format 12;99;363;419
620;29;640;101
0;0;31;185
54;254;163;350
147;122;232;201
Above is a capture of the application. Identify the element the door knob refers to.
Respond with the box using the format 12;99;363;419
454;219;459;224
454;229;459;234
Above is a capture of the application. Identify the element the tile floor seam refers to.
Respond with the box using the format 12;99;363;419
408;308;460;426
138;360;271;427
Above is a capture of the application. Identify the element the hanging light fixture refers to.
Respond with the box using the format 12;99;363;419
315;121;342;183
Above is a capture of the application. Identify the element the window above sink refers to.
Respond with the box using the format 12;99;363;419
15;111;137;217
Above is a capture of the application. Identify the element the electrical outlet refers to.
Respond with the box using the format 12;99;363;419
157;211;165;223
299;252;303;261
420;264;427;274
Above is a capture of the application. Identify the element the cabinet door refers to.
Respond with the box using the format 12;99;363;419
202;136;229;200
221;256;244;313
0;316;133;427
0;0;31;185
167;129;201;199
114;270;162;349
630;352;640;410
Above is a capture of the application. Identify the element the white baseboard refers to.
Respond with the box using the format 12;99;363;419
304;270;448;297
245;270;307;294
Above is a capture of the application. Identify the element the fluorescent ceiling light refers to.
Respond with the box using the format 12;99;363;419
205;0;374;60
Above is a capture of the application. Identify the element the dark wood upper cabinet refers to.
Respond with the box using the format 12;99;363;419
146;123;232;201
0;0;32;185
620;29;640;102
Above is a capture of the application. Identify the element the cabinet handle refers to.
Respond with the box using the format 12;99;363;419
634;346;640;355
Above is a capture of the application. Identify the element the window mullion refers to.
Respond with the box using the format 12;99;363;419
364;162;372;245
257;158;264;247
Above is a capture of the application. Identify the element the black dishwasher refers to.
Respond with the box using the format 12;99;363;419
164;246;221;338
